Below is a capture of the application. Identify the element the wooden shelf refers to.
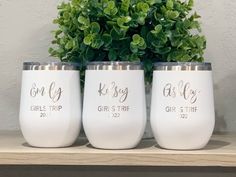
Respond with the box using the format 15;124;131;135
0;131;236;167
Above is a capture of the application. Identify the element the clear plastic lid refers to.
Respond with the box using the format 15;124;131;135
23;62;79;70
154;62;212;71
87;61;143;70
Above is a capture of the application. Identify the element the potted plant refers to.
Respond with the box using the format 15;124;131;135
49;0;209;143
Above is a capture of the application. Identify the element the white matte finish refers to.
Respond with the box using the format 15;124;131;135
151;71;215;150
83;70;147;149
19;70;81;147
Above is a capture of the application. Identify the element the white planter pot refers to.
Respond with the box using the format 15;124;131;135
151;62;215;150
19;62;81;147
83;62;147;149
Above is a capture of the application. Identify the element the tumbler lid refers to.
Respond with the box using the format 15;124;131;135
154;62;212;71
87;61;143;70
23;62;79;70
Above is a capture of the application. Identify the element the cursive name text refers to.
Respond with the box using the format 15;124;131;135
163;80;199;104
98;82;128;103
30;82;62;103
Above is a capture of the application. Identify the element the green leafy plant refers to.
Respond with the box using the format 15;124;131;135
49;0;206;83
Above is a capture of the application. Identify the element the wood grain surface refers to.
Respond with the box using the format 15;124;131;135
0;131;235;166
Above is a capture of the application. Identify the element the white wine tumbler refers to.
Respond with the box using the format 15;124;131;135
19;62;81;147
83;62;147;149
151;62;215;150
